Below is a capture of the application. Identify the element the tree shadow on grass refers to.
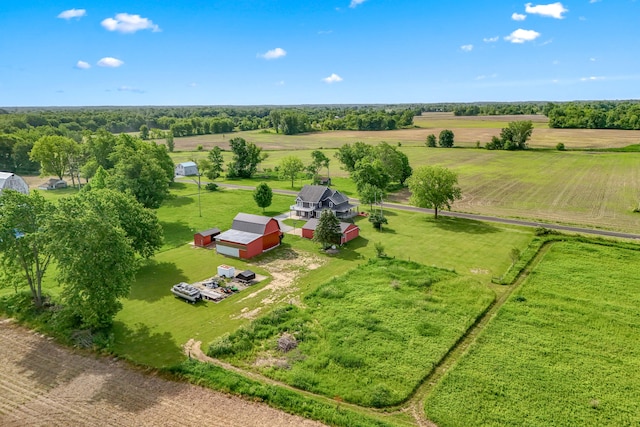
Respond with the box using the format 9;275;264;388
160;221;193;249
129;260;189;303
429;216;501;234
162;196;195;208
333;236;369;261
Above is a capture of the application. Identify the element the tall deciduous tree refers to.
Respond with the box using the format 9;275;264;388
312;209;342;249
426;134;437;147
352;159;390;193
309;150;330;183
50;196;136;330
30;135;78;179
227;137;265;178
501;120;534;150
253;182;273;213
205;146;225;180
438;130;455;148
279;155;305;188
334;142;374;173
408;166;462;219
0;190;55;307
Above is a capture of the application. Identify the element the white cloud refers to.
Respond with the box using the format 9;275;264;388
275;80;285;86
101;13;160;33
258;47;287;60
483;36;499;43
589;0;601;3
580;76;605;82
349;0;367;8
461;44;473;52
525;2;568;19
505;29;541;43
75;60;90;69
57;9;86;19
590;57;596;62
97;57;124;67
512;13;527;21
117;85;145;93
322;73;343;84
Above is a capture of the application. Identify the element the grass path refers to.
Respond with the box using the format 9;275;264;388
409;242;553;426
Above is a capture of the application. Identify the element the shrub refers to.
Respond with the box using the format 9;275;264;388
556;142;566;151
197;144;203;151
205;182;218;191
374;241;386;257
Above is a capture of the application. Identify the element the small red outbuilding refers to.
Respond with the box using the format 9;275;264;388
194;227;221;247
301;218;360;245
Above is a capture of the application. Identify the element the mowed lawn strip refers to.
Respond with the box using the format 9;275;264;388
208;258;495;407
424;241;640;427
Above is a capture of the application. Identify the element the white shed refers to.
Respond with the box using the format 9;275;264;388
217;264;236;278
0;172;29;195
175;161;199;176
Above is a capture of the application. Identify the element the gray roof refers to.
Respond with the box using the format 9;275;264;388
302;218;357;233
179;161;197;167
297;185;331;203
196;227;221;237
232;213;277;234
215;229;263;245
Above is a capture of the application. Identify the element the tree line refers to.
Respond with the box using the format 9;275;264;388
544;101;640;130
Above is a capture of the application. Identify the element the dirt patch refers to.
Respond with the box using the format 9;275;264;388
0;322;323;427
233;249;324;320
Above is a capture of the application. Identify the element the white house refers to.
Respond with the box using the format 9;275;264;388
0;172;29;195
175;161;199;176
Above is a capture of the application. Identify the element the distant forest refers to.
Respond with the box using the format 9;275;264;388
1;100;639;174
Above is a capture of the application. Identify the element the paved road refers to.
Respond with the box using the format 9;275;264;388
183;180;640;241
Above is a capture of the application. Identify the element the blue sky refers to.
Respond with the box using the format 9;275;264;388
1;1;639;106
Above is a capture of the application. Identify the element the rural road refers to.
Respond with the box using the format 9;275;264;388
183;180;640;241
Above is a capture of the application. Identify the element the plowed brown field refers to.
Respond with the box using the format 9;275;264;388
0;319;323;427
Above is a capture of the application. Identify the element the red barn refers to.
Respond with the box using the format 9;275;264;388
301;218;359;245
215;213;283;259
193;227;221;247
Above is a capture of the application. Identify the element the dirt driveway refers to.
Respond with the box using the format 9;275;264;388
0;319;323;427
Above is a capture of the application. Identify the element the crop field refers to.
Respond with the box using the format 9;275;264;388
163;112;640;151
394;148;640;232
207;259;495;407
423;241;640;427
0;320;323;427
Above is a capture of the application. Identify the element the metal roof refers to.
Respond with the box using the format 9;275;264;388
232;213;276;234
302;218;357;233
215;229;262;245
196;227;221;237
179;161;197;167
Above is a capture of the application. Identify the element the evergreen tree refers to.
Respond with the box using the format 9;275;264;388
313;209;342;249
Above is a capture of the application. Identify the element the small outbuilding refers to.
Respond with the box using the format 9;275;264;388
194;227;221;247
302;218;360;245
38;178;68;191
218;264;236;278
175;161;199;176
236;270;256;284
0;172;29;195
215;213;283;259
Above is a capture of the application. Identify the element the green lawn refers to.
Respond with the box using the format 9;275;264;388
207;258;495;407
424;241;640;427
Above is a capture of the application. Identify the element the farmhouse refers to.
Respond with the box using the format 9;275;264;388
175;161;199;176
215;213;283;259
290;185;357;219
38;178;67;190
0;172;29;195
193;227;221;247
301;218;360;245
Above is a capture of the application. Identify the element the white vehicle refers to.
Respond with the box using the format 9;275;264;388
171;282;202;303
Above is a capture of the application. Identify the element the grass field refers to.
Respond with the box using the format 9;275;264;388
207;258;495;407
424;241;640;427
